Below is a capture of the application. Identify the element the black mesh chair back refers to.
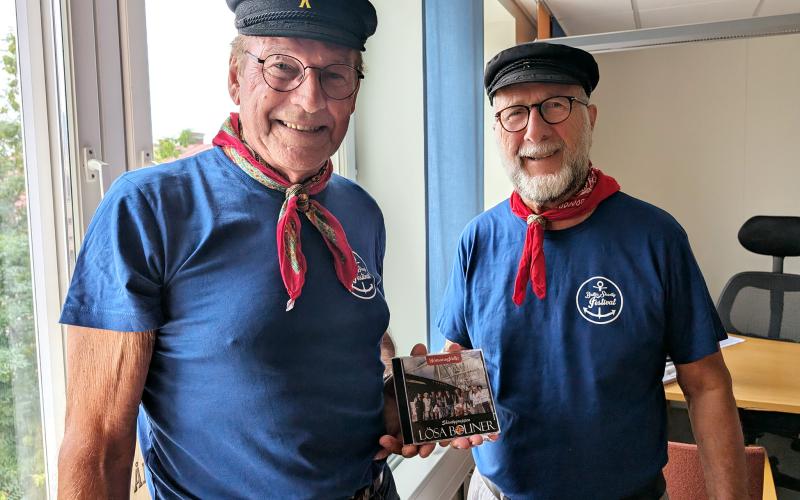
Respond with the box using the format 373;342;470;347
716;216;800;342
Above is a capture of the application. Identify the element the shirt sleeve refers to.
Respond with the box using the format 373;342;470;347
435;232;474;349
60;176;165;332
663;228;727;364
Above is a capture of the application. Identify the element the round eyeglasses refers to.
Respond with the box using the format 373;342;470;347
495;96;589;132
245;51;363;100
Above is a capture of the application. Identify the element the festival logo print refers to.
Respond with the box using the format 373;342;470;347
350;251;377;300
576;276;624;325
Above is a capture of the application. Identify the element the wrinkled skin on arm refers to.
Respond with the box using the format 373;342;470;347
58;326;154;499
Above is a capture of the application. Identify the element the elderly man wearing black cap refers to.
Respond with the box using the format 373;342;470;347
57;1;422;498
437;42;747;499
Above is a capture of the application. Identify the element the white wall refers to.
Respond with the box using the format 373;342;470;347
588;34;800;299
484;0;520;209
493;0;536;43
357;0;427;356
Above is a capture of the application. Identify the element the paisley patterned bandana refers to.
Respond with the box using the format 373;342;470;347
213;113;358;311
509;167;620;305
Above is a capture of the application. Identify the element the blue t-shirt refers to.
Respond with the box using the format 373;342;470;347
437;192;725;499
60;148;391;499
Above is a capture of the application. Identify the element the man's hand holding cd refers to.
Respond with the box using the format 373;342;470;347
375;343;436;460
435;341;500;450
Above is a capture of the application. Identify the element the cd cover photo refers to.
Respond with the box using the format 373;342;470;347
391;349;500;445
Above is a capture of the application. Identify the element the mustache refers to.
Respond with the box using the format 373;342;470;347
517;141;564;159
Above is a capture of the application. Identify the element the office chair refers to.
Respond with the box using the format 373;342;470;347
663;441;767;500
717;215;800;342
716;215;800;491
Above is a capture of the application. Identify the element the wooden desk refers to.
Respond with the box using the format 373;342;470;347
664;335;800;414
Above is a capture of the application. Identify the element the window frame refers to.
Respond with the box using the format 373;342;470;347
15;0;78;495
392;446;474;499
69;0;130;232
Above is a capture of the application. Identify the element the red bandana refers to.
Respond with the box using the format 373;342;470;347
213;113;358;311
510;167;620;305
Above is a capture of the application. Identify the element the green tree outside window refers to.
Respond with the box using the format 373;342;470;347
0;31;46;500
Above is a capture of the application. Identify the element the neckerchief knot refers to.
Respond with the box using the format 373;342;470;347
527;214;546;226
212;113;358;311
286;185;310;213
510;167;620;305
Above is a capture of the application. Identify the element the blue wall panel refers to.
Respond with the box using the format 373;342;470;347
424;0;484;352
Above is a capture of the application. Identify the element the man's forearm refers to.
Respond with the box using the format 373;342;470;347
59;327;153;499
686;386;748;499
58;433;135;499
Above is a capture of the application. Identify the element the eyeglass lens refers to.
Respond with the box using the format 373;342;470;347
262;54;359;100
499;96;574;132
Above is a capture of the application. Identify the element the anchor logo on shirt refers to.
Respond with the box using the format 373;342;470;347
576;276;624;325
583;281;616;319
350;251;377;300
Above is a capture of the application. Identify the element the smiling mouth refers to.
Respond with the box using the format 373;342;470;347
523;150;559;161
279;120;324;133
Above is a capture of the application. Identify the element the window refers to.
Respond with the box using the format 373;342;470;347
0;5;46;498
145;0;235;164
143;0;356;176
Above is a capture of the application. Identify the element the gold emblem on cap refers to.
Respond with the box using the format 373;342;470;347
299;0;311;8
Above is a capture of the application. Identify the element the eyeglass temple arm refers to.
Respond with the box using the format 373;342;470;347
244;51;266;64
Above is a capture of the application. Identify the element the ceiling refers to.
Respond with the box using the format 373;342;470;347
514;0;800;36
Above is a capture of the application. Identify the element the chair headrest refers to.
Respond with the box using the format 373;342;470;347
738;216;800;257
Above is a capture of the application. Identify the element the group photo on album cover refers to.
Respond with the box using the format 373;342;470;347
392;349;500;445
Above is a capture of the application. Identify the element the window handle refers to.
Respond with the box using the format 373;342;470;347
86;159;108;198
83;147;109;199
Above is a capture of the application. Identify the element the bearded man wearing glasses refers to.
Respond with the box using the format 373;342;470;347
57;1;431;498
436;42;748;500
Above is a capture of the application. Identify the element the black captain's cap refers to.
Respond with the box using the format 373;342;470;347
484;42;599;103
226;0;377;51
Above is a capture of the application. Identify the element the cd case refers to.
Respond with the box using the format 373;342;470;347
391;349;500;445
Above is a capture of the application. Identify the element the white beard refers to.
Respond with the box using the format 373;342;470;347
501;117;593;205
